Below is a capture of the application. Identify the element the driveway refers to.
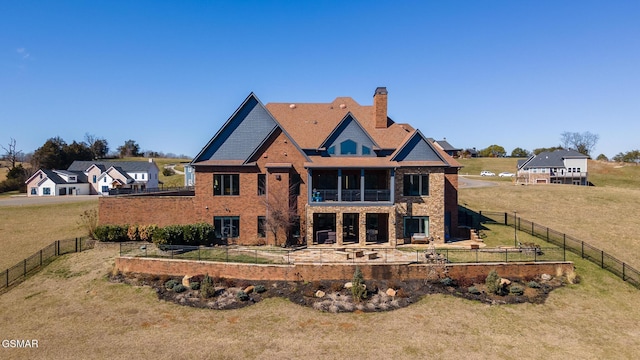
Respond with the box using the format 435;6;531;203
459;175;498;189
0;195;98;207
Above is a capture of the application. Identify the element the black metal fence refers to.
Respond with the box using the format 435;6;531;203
460;208;640;289
1;238;93;294
119;243;565;265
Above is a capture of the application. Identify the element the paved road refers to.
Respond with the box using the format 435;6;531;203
0;195;98;207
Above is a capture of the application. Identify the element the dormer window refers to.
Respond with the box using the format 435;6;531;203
340;140;357;155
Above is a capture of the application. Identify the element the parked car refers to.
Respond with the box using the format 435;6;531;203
480;170;495;176
499;172;515;177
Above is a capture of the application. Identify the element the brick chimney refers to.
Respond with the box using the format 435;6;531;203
373;87;388;129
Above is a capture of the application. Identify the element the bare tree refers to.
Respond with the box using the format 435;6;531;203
1;138;22;169
560;131;599;157
263;177;301;247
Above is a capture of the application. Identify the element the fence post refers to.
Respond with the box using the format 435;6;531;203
563;234;566;261
623;263;626;281
24;259;27;278
5;269;8;288
601;251;604;268
546;228;549;242
504;212;508;225
75;238;78;253
581;241;584;258
40;250;43;267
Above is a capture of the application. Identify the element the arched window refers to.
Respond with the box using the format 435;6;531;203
340;139;357;155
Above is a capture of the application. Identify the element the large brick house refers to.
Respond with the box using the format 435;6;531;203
99;87;461;246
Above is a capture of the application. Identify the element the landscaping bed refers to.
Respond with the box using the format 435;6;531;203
111;271;570;312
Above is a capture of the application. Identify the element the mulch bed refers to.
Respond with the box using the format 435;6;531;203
111;273;566;312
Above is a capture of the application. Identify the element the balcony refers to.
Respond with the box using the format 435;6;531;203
311;189;391;203
309;169;393;205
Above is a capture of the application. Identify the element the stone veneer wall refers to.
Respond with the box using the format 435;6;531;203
395;167;446;243
115;256;574;283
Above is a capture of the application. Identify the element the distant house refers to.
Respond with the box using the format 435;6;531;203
429;138;462;158
26;160;160;196
25;169;91;196
516;150;589;185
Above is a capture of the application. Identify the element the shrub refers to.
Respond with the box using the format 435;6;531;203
485;269;501;295
190;282;201;291
200;274;216;299
236;290;249;301
127;225;139;241
94;225;129;242
138;225;157;242
165;279;179;290
162;167;176;176
351;267;366;303
468;286;481;295
527;281;540;289
509;285;524;296
440;277;456;287
254;284;266;293
173;284;187;293
151;227;167;246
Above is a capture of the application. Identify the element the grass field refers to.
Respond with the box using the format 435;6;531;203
0;200;97;270
1;158;639;358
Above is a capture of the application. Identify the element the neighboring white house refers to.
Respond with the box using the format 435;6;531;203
25;169;92;196
516;149;589;185
26;159;160;196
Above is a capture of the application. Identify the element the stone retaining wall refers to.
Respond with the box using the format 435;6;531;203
115;257;574;283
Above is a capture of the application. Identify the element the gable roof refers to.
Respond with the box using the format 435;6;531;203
192;93;308;166
518;149;588;170
319;112;380;152
68;160;157;173
266;96;413;150
392;130;451;165
26;169;86;185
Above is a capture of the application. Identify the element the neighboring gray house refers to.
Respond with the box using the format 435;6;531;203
516;149;589;185
428;138;462;158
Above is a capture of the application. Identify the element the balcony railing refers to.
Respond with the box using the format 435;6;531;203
311;189;391;203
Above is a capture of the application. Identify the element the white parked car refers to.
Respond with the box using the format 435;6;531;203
480;170;495;176
499;172;515;177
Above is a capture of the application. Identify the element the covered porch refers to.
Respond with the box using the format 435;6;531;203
306;205;397;247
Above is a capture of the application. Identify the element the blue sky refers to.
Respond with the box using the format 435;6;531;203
2;1;639;158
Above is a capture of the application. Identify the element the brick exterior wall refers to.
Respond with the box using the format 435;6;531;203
99;196;199;226
115;256;574;283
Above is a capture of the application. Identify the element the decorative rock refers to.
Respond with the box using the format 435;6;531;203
500;278;511;286
182;275;193;287
315;290;325;298
244;285;254;294
386;288;397;297
541;274;552;281
344;282;353;289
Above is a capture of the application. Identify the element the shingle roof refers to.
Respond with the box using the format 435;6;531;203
519;149;587;169
67;160;157;173
266;96;414;150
